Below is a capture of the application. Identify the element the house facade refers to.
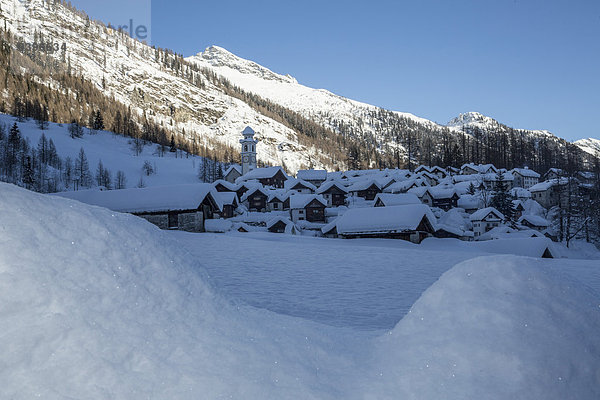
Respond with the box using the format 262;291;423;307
470;207;504;239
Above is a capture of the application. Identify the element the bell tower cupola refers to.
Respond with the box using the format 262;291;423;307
240;126;258;175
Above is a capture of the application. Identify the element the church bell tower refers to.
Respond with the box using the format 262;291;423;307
240;126;258;175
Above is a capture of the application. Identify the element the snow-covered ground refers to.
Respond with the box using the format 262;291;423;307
1;114;201;189
2;182;600;398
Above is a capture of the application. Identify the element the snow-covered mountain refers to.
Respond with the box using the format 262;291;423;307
0;0;329;173
574;138;600;156
1;0;596;174
446;112;551;138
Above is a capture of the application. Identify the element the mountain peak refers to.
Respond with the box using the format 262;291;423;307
447;112;497;127
194;45;297;84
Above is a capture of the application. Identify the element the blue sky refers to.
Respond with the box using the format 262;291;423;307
71;0;599;141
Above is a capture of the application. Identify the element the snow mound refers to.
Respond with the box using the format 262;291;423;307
367;255;600;399
0;183;355;399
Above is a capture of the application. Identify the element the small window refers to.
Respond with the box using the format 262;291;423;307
244;145;248;152
299;210;304;214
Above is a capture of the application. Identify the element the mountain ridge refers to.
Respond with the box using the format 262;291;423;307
0;0;595;174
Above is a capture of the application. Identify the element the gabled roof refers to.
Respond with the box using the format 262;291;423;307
510;168;540;178
266;216;294;229
224;165;242;177
289;194;327;209
267;191;290;202
347;179;382;192
470;207;504;222
297;169;327;181
284;178;317;192
213;179;239;191
374;193;421;207
316;180;349;194
240;186;269;202
428;186;458;200
54;184;223;213
528;178;570;192
216;191;239;206
321;219;339;235
236;166;288;183
384;178;427;193
461;163;498;174
336;204;437;235
518;214;550;228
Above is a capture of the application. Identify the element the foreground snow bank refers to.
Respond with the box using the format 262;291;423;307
367;256;600;399
1;183;599;399
0;184;357;399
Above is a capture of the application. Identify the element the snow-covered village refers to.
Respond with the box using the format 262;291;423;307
1;0;600;399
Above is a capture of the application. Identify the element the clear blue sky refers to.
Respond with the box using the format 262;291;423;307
71;0;599;141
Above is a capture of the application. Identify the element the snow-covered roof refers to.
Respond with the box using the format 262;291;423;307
289;194;327;209
374;193;421;207
213;179;239;191
267;190;290;202
518;215;550;228
321;219;338;235
336;204;437;235
510;168;540;178
316;180;348;194
216;191;239;206
347;179;382;192
284;178;317;191
428;186;457;199
205;219;233;233
470;207;504;222
240;186;269;202
296;169;327;181
407;186;429;198
54;184;223;213
384;178;427;193
482;172;514;181
236;166;288;183
224;165;241;177
511;187;532;199
461;163;498;174
266;216;294;229
457;194;482;210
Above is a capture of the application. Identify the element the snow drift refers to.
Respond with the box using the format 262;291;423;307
0;183;357;399
366;256;600;399
1;183;600;399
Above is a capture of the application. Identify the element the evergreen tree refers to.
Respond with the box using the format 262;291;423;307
490;171;513;221
69;120;84;138
93;110;104;131
22;156;34;189
169;134;176;152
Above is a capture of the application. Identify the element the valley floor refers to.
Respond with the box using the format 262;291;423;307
172;231;600;331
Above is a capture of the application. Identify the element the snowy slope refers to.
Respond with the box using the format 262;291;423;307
188;46;444;143
1;114;201;189
447;111;556;139
575;137;600;156
0;0;326;173
2;183;600;398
